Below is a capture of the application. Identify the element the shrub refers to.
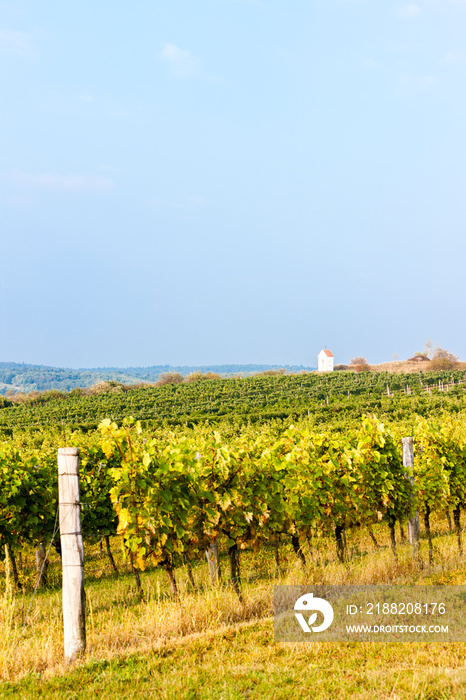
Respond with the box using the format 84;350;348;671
185;371;222;383
349;357;370;372
429;348;459;371
86;380;125;395
156;372;184;386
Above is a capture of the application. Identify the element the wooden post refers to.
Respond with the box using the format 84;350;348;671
58;447;86;663
402;437;420;554
35;543;48;587
205;540;220;583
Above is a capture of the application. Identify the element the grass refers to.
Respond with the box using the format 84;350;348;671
1;517;465;698
2;620;466;699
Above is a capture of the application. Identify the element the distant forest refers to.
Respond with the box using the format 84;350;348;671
0;362;315;396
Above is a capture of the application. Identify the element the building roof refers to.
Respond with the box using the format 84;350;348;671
320;349;334;357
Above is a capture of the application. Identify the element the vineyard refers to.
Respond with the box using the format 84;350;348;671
2;413;466;594
1;372;466;695
1;368;466;434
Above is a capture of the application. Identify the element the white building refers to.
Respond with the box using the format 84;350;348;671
318;349;334;372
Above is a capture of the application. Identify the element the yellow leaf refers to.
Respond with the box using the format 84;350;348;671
117;508;130;535
136;553;147;571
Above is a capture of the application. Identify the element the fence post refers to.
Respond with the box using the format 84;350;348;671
205;540;220;583
58;447;86;662
402;437;420;554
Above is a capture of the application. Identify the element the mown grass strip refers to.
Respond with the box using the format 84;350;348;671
2;619;466;699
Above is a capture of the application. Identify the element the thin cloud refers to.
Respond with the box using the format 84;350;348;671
10;170;114;193
0;29;35;57
396;4;422;17
147;194;207;210
361;56;382;69
75;93;93;103
445;50;464;63
159;42;201;77
396;73;438;95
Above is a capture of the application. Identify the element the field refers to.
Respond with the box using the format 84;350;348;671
1;370;466;698
1;368;466;434
1;515;466;699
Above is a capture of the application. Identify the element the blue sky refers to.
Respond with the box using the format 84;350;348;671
1;0;465;368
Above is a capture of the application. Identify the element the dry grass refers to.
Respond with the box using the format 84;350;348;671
324;360;434;374
368;359;466;374
369;360;433;374
0;516;465;688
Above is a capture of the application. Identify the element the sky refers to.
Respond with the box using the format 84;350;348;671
1;0;465;369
